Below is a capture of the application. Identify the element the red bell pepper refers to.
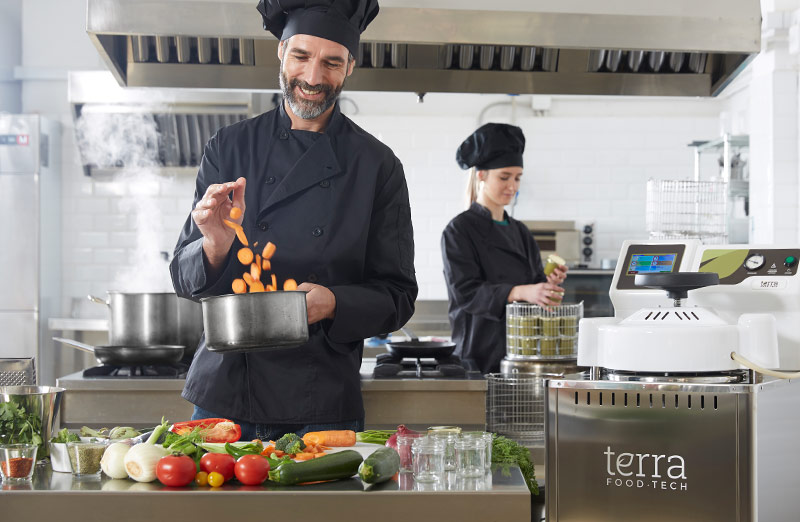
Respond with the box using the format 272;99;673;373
170;418;242;443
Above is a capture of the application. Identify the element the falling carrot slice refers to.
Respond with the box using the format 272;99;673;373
262;242;276;260
243;273;254;286
283;279;297;291
223;219;249;246
237;247;254;265
271;273;277;290
229;207;242;220
262;259;271;271
250;280;265;292
251;262;262;282
255;254;262;269
266;285;275;292
232;279;247;294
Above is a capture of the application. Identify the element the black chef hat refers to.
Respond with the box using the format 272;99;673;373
456;123;525;170
256;0;379;58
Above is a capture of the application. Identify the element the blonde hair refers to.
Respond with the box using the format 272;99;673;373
465;167;481;208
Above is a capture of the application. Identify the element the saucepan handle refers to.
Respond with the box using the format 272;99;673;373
87;294;109;306
52;337;96;353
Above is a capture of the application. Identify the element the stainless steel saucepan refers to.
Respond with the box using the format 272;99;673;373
88;292;203;357
201;291;308;353
53;337;184;366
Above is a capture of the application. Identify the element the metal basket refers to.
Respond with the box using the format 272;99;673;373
506;301;583;360
646;179;728;244
486;373;546;447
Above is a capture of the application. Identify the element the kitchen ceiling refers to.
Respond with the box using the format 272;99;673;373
86;0;761;97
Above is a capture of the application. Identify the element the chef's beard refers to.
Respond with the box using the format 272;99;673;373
280;68;343;120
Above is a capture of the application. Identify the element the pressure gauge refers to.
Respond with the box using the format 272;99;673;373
744;253;766;271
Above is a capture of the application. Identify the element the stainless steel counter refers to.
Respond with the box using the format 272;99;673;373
56;359;488;430
1;462;531;522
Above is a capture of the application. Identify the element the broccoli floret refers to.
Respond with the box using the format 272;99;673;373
275;433;306;454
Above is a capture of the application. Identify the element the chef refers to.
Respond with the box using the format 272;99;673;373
441;123;568;374
170;0;417;441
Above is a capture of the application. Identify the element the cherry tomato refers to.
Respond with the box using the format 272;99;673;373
207;471;225;488
234;454;270;485
156;455;196;487
200;452;236;481
195;471;209;486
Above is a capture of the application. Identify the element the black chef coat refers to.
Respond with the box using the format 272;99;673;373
441;202;546;374
170;102;418;424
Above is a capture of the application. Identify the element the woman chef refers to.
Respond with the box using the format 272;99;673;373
441;123;568;374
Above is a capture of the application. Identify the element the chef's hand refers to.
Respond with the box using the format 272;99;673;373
508;282;565;307
192;177;246;270
547;264;568;286
297;282;336;324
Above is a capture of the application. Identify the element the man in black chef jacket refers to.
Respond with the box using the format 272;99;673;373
170;0;417;441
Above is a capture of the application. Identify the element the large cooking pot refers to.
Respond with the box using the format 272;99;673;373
201;291;308;353
89;292;203;357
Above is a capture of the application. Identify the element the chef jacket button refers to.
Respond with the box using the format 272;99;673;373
279;130;288;140
319;180;330;188
308;273;318;283
312;227;323;237
265;176;276;184
258;222;269;231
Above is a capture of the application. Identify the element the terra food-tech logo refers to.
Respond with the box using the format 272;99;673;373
604;446;688;491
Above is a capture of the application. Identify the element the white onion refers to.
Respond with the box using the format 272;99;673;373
124;442;168;482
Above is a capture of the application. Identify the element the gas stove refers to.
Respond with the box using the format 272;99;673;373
372;353;472;378
82;362;189;379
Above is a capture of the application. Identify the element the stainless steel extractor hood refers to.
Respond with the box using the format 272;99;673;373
69;71;255;175
86;0;761;97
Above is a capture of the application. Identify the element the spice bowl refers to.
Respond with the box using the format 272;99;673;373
49;442;72;473
0;443;38;483
66;440;108;478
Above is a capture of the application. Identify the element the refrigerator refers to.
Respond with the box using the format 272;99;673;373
0;115;61;385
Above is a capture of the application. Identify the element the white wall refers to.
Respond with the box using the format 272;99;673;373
0;0;22;113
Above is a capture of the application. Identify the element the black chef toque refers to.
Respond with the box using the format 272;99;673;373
456;123;525;170
256;0;379;58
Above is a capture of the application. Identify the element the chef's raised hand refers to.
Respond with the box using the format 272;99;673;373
297;282;337;324
547;264;569;286
508;282;565;307
193;177;246;270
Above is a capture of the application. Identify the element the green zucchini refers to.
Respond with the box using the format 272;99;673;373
358;447;401;484
268;450;363;485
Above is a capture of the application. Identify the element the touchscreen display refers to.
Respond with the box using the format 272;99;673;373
626;253;677;275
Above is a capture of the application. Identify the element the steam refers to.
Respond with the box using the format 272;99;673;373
74;111;177;293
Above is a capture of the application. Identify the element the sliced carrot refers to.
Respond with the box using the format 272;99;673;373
265;285;275;292
250;262;261;282
261;241;276;260
237;247;254;265
254;242;259;248
283;278;297;291
293;452;315;461
260;445;275;456
223;219;248;246
271;273;277;290
250;280;265;292
262;259;271;271
313;453;327;458
272;450;285;458
255;254;261;268
232;279;247;294
243;272;254;286
229;207;242;220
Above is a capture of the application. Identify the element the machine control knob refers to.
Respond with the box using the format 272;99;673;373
744;254;766;271
583;236;593;245
784;255;798;268
583;224;593;234
583;247;593;257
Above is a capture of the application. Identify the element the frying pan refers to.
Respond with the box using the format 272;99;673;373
385;327;456;359
53;337;184;366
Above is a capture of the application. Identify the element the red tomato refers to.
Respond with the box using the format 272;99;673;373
200;452;236;481
156;455;197;487
234;455;270;486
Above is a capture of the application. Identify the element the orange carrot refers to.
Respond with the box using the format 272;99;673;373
262;259;271;271
223;219;248;246
229;207;242;220
260;445;275;456
255;254;262;269
293;452;316;461
243;272;254;286
250;280;265;292
237;247;254;265
271;273;277;290
261;241;276;260
283;278;298;291
250;262;261;282
302;430;356;447
265;285;275;292
232;279;247;294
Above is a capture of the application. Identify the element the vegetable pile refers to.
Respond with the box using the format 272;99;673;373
50;427;80;444
0;401;43;455
224;207;297;294
492;435;539;495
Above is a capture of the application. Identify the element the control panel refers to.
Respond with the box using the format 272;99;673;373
698;248;799;284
